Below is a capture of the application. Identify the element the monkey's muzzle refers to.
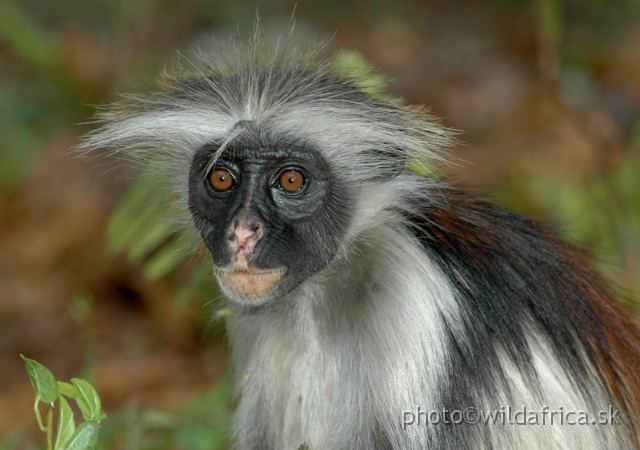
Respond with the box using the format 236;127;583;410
215;268;286;300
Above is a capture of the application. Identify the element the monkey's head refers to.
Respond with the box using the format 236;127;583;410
81;43;451;309
187;122;351;307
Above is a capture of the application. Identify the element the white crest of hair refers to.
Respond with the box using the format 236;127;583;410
79;35;452;189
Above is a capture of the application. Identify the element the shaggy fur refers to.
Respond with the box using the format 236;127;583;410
82;38;640;449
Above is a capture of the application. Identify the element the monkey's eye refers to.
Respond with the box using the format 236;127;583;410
208;167;235;192
277;169;306;193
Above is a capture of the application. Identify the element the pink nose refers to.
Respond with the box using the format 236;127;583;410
235;220;262;252
228;217;264;265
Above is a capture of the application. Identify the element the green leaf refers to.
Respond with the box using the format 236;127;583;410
215;308;235;317
128;219;175;262
332;50;389;98
105;178;167;255
142;237;189;280
66;421;99;450
71;379;105;422
21;355;59;403
407;158;438;178
54;395;75;450
57;381;76;398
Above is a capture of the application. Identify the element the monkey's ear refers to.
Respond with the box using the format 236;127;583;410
363;147;406;179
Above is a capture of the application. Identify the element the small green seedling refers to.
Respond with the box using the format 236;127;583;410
21;355;106;450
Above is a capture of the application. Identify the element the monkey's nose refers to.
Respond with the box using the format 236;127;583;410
229;216;264;261
247;220;261;233
236;221;262;251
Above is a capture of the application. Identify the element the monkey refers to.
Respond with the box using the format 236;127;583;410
82;38;640;449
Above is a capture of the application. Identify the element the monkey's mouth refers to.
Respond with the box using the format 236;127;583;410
215;267;286;300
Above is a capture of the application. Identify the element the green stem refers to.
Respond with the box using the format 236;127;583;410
34;397;45;432
46;404;54;450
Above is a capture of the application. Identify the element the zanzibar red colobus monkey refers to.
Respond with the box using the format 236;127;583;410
82;36;640;449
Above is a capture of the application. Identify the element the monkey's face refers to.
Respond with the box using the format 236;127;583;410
188;138;351;308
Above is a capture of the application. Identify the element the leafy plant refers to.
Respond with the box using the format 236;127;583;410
21;356;106;450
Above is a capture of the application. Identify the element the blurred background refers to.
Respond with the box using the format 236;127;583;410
1;0;639;448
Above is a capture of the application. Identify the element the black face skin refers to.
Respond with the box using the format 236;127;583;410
188;131;352;310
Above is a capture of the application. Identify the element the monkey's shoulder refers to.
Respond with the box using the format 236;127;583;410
402;183;622;345
406;185;572;263
403;183;640;377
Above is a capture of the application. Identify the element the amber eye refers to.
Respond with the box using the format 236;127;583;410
278;169;305;193
209;168;235;191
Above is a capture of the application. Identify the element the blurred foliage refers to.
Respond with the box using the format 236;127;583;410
0;1;96;189
95;379;233;450
0;86;49;188
105;172;219;305
491;118;640;311
332;50;393;99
